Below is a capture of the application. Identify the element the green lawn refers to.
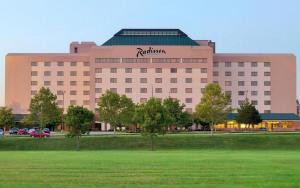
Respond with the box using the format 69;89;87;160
0;150;300;188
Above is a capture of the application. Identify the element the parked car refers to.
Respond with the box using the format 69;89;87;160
9;128;19;135
0;129;4;136
30;130;50;138
28;128;38;134
43;128;50;134
17;128;28;135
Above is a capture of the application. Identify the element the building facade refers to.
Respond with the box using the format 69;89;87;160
5;29;297;117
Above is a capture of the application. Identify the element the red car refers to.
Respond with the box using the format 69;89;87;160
30;130;50;138
17;129;28;135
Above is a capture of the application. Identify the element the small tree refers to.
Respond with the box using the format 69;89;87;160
27;87;61;130
0;107;14;133
98;90;135;133
177;111;194;130
64;106;94;151
236;99;262;130
134;98;172;150
163;97;186;130
195;83;231;135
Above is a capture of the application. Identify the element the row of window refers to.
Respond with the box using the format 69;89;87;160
31;71;90;77
31;81;90;86
31;61;90;67
56;100;90;106
213;71;271;77
95;67;208;74
95;77;208;84
213;61;271;67
238;100;271;106
219;80;271;87
226;90;271;96
95;58;207;64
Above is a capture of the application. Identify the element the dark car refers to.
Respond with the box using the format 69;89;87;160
9;128;19;135
43;128;50;134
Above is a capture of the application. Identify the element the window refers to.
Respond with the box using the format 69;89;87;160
95;88;102;93
264;81;271;86
170;68;177;73
155;78;162;83
70;71;77;76
225;91;232;96
125;78;132;83
251;72;258;76
44;62;51;66
83;71;90;76
140;68;147;73
57;71;64;76
70;100;77;105
185;98;192;103
213;62;219;67
155;68;162;73
251;91;258;96
95;68;102;73
251;100;258;105
225;71;232;76
57;81;64;86
31;90;37;95
140;98;147;103
125;68;132;73
170;88;177;93
185;88;192;93
110;88;117;93
251;81;258;86
264;91;271;96
70;90;77;95
238;62;244;67
238;72;245;76
264;72;271;76
57;100;63;105
140;88;147;93
264;100;271;105
140;78;147;83
96;58;120;63
57;61;64;66
238;81;245;86
238;91;245;96
95;98;99;103
225;62;231;67
170;78;177;83
44;71;51;76
201;68;207;73
83;62;90;66
251;62;257;67
44;81;51;86
264;110;271;113
74;47;78;53
83;90;90;95
125;88;132;93
238;100;244;105
83;100;89;105
155;88;162;93
70;81;77;86
264;62;271;67
225;81;232;86
31;71;38;76
185;78;192;83
110;68;117;73
213;71;219;76
95;78;102;83
70;62;77;66
57;90;64;95
201;88;205;93
83;81;90;86
110;78;117;83
201;78;208;83
31;62;37;66
185;68;192;73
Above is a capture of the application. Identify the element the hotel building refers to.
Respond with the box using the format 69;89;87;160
5;29;299;130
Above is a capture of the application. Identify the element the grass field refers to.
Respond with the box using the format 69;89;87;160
1;134;300;187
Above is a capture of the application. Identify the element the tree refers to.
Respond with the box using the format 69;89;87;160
236;99;262;129
134;97;172;150
194;83;231;135
97;90;135;133
27;87;61;130
162;97;186;130
64;106;94;150
177;111;194;130
0;107;14;133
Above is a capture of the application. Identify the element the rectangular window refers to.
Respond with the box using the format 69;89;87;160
201;68;207;73
251;91;258;96
264;100;271;105
57;71;64;76
44;62;51;66
44;81;51;86
238;81;245;86
140;88;147;93
96;58;120;63
185;68;192;73
155;88;162;93
264;62;271;67
140;68;147;73
57;90;64;95
238;91;245;96
251;81;258;86
225;71;232;76
110;88;117;93
83;81;90;86
70;100;77;105
31;71;38;76
57;100;63;105
155;78;162;83
185;98;192;103
201;78;208;83
238;62;244;67
264;91;271;96
140;98;147;103
155;68;162;73
70;81;77;86
44;71;51;76
225;62;231;67
264;81;271;86
125;88;132;93
264;110;271;113
70;90;77;95
83;62;90;66
31;90;37;95
213;81;218;84
170;88;177;93
251;72;258;76
185;78;192;83
238;72;245;76
95;78;102;83
110;68;117;73
70;71;77;76
95;88;102;93
251;100;258;105
57;81;64;86
170;68;177;73
225;81;232;86
70;62;77;66
83;71;90;76
251;62;257;67
110;78;117;83
83;100;89;105
125;68;132;73
238;100;244;105
140;78;147;83
57;61;64;66
264;72;271;76
185;88;192;93
213;71;219;76
125;78;132;83
31;62;37;66
213;62;219;67
83;90;90;95
225;91;232;96
170;78;177;83
95;68;102;73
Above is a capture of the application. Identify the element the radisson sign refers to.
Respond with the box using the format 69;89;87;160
136;47;166;58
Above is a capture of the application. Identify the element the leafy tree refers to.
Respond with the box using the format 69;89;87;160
64;106;94;150
163;97;186;130
0;107;14;133
177;111;194;130
236;99;262;129
97;90;135;133
27;87;61;130
195;83;231;135
134;97;172;150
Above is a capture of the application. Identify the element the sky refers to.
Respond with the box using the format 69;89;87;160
0;0;299;106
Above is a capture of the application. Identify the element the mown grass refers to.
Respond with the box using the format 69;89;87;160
0;150;300;188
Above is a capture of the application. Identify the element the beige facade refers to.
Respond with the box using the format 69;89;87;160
5;29;297;115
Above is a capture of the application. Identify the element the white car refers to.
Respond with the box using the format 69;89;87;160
28;128;36;134
0;129;4;136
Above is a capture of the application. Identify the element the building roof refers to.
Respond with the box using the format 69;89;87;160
227;113;300;121
102;29;200;46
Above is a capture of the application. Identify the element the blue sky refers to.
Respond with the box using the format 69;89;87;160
0;0;299;106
